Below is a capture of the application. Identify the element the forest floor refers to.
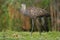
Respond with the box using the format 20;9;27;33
0;31;60;40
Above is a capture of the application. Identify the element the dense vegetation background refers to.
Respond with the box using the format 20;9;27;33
0;0;50;32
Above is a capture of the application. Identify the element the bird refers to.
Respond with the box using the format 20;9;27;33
20;3;49;19
20;3;50;35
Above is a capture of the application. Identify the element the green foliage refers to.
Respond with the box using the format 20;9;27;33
0;0;23;31
34;0;50;9
11;17;22;31
0;0;9;31
0;31;60;40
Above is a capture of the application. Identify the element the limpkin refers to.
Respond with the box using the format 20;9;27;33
20;3;50;35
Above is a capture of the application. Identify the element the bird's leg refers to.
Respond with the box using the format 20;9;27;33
31;19;34;36
41;17;46;31
36;18;41;35
44;16;49;32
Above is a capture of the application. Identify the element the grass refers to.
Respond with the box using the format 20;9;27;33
0;31;60;40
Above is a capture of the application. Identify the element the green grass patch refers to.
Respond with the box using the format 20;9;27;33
0;31;60;40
